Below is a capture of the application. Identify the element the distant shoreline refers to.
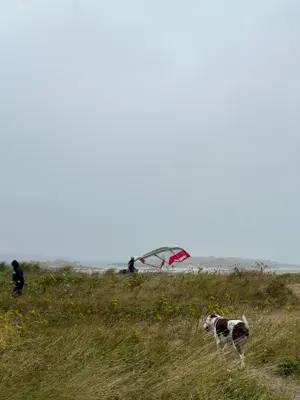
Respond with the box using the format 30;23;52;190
1;256;300;275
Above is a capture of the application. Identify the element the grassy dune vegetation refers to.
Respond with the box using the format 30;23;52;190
1;263;300;399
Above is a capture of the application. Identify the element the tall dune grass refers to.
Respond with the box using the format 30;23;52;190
0;263;299;399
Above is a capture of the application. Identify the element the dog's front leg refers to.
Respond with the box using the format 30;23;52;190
216;339;225;361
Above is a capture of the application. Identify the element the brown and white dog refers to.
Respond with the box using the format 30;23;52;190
203;314;249;369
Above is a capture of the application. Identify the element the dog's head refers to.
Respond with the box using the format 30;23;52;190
203;314;219;332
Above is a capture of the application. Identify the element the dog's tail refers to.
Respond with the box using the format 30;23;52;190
242;315;249;330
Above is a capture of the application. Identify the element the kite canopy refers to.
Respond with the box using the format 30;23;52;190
136;246;190;269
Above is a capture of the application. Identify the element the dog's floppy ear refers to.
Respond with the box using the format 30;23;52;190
210;314;217;318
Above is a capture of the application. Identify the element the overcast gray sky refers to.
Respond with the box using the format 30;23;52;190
0;0;300;262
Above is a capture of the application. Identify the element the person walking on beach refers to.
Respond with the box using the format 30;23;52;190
11;260;24;297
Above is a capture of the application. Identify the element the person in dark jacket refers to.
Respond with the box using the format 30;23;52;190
11;260;24;297
128;257;136;273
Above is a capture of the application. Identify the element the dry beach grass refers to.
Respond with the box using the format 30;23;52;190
1;263;300;399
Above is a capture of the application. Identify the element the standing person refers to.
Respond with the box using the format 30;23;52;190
128;257;136;273
11;260;24;297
